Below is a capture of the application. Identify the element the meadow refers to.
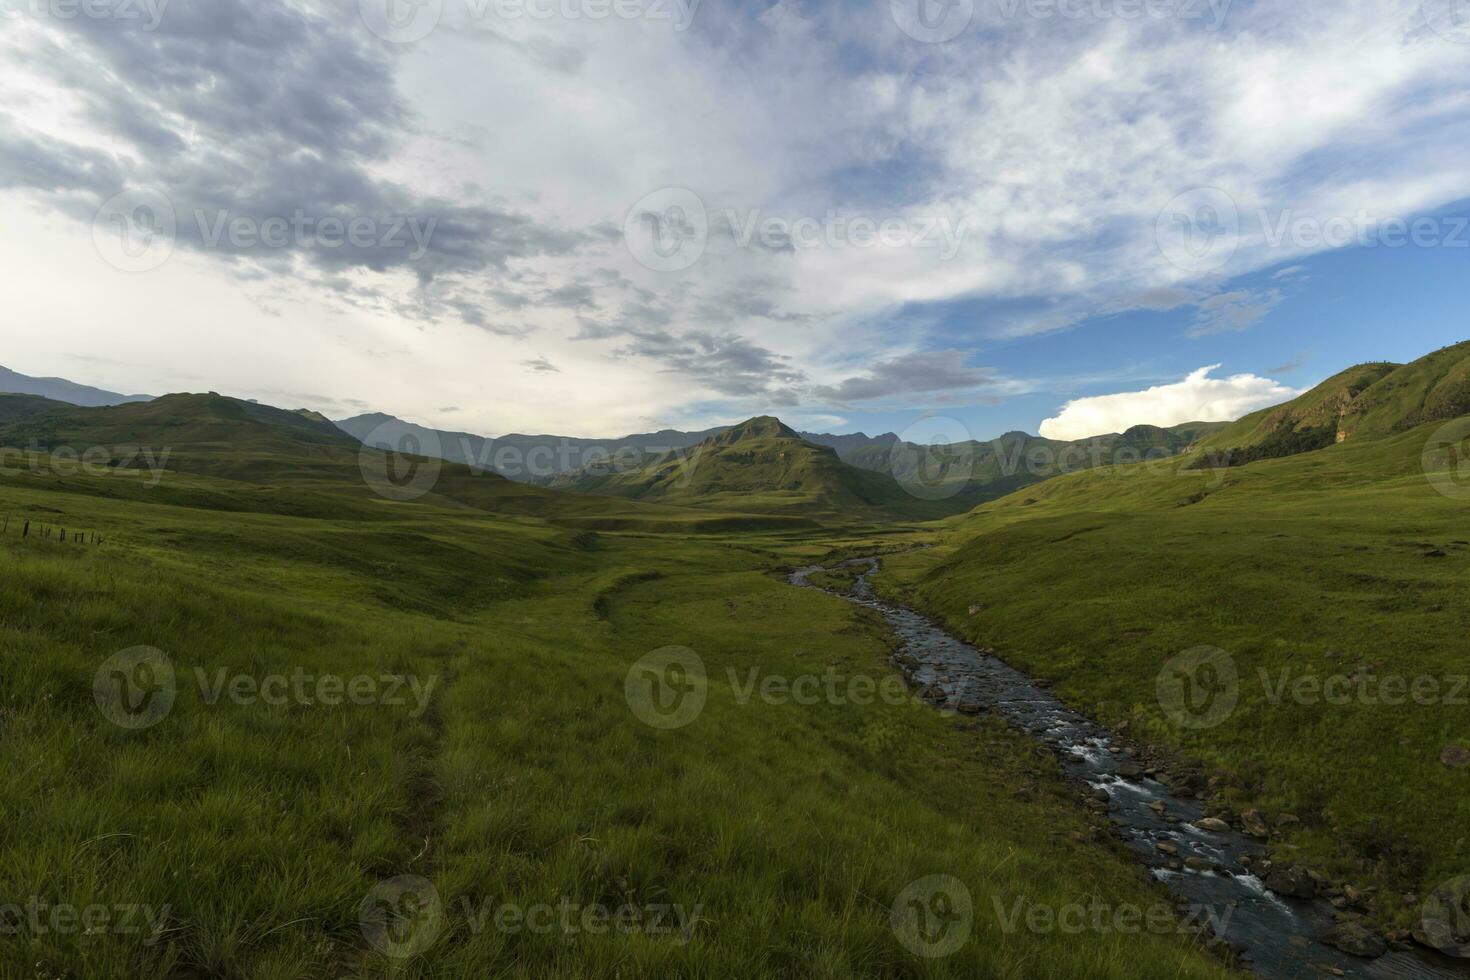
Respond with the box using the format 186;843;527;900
0;457;1233;978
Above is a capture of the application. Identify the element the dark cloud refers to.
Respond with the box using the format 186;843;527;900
0;0;595;321
814;350;999;404
522;356;560;373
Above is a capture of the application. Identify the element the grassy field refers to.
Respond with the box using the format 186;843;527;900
873;420;1470;931
0;456;1234;978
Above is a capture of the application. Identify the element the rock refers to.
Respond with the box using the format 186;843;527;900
1184;856;1212;872
1115;761;1143;779
1425;549;1448;558
1441;745;1470;768
1240;810;1270;838
1091;787;1110;802
955;699;984;715
1148;800;1166;815
1266;867;1317;900
918;684;945;703
1156;841;1179;855
1276;813;1300;829
1195;817;1230;833
967;604;983;616
1323;921;1387;959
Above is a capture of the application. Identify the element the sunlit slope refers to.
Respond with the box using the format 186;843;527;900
1194;340;1470;466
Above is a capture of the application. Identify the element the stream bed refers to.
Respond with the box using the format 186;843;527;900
790;557;1469;980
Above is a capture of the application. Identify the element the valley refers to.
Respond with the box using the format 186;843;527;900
1;341;1469;977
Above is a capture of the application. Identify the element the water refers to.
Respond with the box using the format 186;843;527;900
790;557;1470;979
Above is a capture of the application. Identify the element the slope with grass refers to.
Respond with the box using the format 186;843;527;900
1194;340;1470;468
0;423;1234;978
874;344;1470;935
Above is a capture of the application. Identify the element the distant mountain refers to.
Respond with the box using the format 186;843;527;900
549;415;935;517
1194;340;1470;467
335;413;899;483
842;421;1225;508
0;365;152;407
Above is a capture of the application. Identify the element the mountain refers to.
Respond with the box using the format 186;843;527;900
842;421;1225;508
549;415;934;517
0;365;152;407
335;413;898;483
1194;341;1470;467
336;413;730;484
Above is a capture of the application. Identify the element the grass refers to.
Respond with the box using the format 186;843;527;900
873;421;1470;929
0;452;1234;978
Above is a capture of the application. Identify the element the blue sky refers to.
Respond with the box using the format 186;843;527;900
1;0;1468;439
838;197;1470;440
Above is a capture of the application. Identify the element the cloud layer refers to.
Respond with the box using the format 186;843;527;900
0;0;1466;435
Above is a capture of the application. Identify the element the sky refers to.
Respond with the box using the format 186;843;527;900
1;0;1468;442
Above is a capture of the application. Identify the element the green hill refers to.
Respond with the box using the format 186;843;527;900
0;392;74;424
1193;341;1470;467
551;416;940;519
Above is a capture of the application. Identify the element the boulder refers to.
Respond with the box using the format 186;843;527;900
1195;817;1230;833
1266;866;1316;900
1441;745;1470;768
1323;921;1387;959
1240;809;1270;838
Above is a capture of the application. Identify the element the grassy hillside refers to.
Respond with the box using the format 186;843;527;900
876;400;1470;931
551;416;952;521
0;433;1232;977
1195;340;1470;468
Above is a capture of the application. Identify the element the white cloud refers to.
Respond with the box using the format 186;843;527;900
1038;365;1300;440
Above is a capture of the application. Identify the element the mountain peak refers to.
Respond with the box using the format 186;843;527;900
714;416;801;444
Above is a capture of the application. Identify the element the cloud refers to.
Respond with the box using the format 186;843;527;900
1186;288;1284;338
813;350;1009;405
1038;365;1300;440
522;356;559;373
